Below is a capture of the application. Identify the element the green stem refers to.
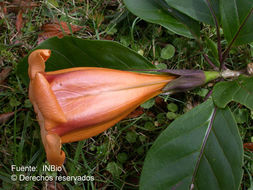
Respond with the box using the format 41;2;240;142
205;0;222;69
204;71;220;83
221;8;253;64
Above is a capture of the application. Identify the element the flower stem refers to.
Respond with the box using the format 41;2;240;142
205;0;222;70
203;54;219;71
221;8;253;65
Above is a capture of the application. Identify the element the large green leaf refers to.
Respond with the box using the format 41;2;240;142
220;0;253;45
193;106;243;189
140;100;243;190
163;0;220;25
156;0;201;38
212;76;253;110
123;0;200;38
17;36;155;85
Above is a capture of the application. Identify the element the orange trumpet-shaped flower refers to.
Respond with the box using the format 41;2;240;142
28;49;175;166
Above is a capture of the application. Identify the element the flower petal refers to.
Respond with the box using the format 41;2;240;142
60;89;160;143
28;49;50;79
45;133;65;166
44;68;174;136
32;72;67;129
28;49;176;166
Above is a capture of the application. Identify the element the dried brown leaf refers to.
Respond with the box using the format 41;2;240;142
0;2;7;15
12;0;38;12
0;67;12;84
244;142;253;151
155;96;167;109
16;10;23;33
126;107;144;119
38;21;83;42
104;35;114;41
0;112;15;124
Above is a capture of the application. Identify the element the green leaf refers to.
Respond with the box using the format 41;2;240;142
196;88;209;98
161;44;175;59
220;0;253;45
167;103;178;112
140;100;243;190
117;152;128;163
155;63;168;70
97;143;109;157
123;0;200;38
233;108;249;124
163;0;220;25
125;131;137;143
194;106;243;190
106;162;122;177
9;97;21;107
137;147;145;155
251;110;253;120
17;36;155;85
106;27;118;35
141;98;155;109
24;99;32;108
206;37;218;59
47;0;59;7
144;121;156;131
212;76;253;110
155;0;201;38
166;112;178;120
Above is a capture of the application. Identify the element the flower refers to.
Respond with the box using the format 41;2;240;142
28;49;175;166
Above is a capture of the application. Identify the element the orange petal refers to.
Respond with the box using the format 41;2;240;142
28;49;67;129
45;133;65;166
44;68;174;136
46;67;105;75
32;72;67;130
60;90;160;143
28;49;176;166
28;49;50;79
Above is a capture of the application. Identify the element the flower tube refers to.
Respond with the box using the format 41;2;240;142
28;49;175;166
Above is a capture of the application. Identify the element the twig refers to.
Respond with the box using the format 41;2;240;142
221;8;253;64
204;89;213;101
203;54;219;70
205;0;222;70
195;37;218;71
0;84;14;91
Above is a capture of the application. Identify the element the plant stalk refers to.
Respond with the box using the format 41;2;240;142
203;54;219;70
205;0;222;70
221;8;253;64
221;69;245;79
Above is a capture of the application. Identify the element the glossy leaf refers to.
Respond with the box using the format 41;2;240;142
212;76;253;110
140;100;243;190
220;0;253;45
163;0;220;25
193;106;243;190
123;0;200;38
17;36;156;85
